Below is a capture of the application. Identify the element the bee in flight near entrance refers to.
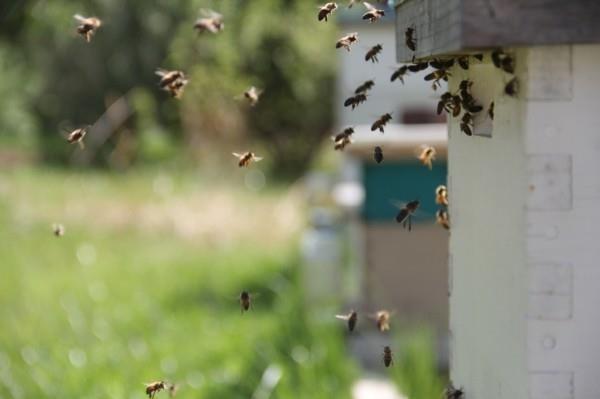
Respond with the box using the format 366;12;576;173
344;93;368;110
243;86;263;107
443;382;464;399
194;9;224;34
435;185;448;206
362;2;385;23
417;145;436;170
390;65;409;84
66;126;89;149
336;32;359;51
354;80;375;94
383;346;393;367
145;381;167;399
239;291;257;313
436;209;450;230
365;44;383;63
332;127;354;151
395;200;420;231
155;69;189;99
74;14;102;42
336;310;358;332
371;310;392;332
371;113;392;133
374;146;383;164
318;2;338;21
232;152;263;168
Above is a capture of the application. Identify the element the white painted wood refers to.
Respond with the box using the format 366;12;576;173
449;44;600;399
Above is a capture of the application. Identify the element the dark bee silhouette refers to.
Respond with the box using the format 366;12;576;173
344;93;367;110
458;80;483;113
155;69;188;99
390;65;409;83
336;32;358;51
318;2;338;22
374;146;383;163
336;310;358;332
74;14;102;42
395;200;420;231
429;58;454;69
436;209;450;230
407;62;428;72
194;9;224;34
444;383;464;399
332;128;353;151
488;101;495;120
354;80;375;94
239;291;255;313
66;127;89;149
424;69;450;90
333;127;355;143
491;50;515;74
435;185;448;206
383;346;393;367
53;223;65;237
362;2;385;23
460;112;473;136
365;44;383;63
232;152;263;168
371;113;392;133
417;145;436;169
504;77;519;97
145;381;167;399
405;27;416;51
457;56;470;70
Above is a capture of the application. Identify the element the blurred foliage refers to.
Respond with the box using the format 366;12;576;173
0;0;337;179
390;329;446;399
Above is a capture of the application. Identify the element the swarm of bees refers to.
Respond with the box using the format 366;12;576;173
74;14;102;42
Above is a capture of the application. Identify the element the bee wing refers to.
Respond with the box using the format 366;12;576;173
252;156;264;163
335;314;351;321
155;69;168;77
73;14;87;23
362;1;376;11
232;152;243;159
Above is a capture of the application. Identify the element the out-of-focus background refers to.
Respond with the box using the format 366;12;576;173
0;1;449;398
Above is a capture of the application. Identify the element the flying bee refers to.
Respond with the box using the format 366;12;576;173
243;86;263;107
336;310;358;332
488;101;495;120
395;200;420;231
232;152;263;168
460;112;473;136
333;127;355;143
390;65;409;83
194;9;224;34
336;32;358;51
436;208;450;230
435;185;448;206
332;133;353;151
239;291;256;313
374;146;384;164
443;382;464;399
371;310;392;332
344;93;367;110
318;2;338;21
155;69;188;98
405;27;416;51
365;44;383;63
66;126;88;149
407;61;428;72
354;80;375;94
145;381;167;399
383;346;393;367
362;2;385;22
417;145;436;170
52;223;65;237
371;113;392;133
73;14;102;42
504;77;519;97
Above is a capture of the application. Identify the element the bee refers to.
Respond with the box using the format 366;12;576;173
336;310;358;332
145;381;167;399
362;2;385;23
333;127;355;143
52;223;65;237
371;113;392;133
424;69;450;90
372;310;391;332
243;86;263;107
504;77;519;97
429;58;454;69
405;27;416;51
232;152;263;168
365;44;383;63
491;50;515;74
318;2;338;22
383;346;393;367
390;65;409;83
435;185;448;206
488;101;495;120
374;146;384;164
344;93;367;110
168;384;178;397
395;200;420;231
73;14;102;43
457;56;470;70
239;291;254;313
332;133;353;151
155;69;188;99
354;80;375;94
66;127;88;149
407;61;428;72
437;92;453;115
336;32;359;51
443;383;464;399
417;145;436;169
460;112;473;136
436;209;450;230
458;80;483;113
194;9;224;34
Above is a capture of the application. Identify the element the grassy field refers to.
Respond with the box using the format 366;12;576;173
0;166;357;399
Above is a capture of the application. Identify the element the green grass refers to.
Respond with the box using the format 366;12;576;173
0;167;356;399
